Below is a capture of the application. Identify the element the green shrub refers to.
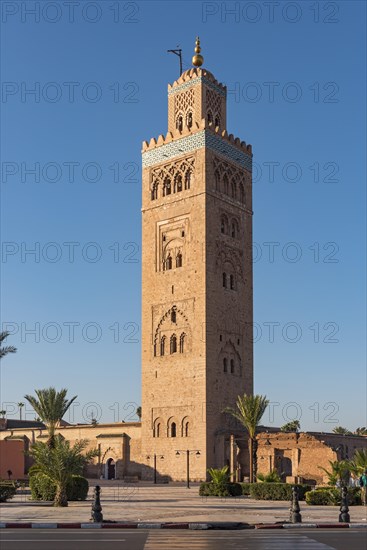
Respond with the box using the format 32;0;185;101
249;483;311;501
305;487;361;506
30;473;89;502
257;471;282;483
241;482;253;495
66;475;89;501
0;483;17;502
199;481;242;497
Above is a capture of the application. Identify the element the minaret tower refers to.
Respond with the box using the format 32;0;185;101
141;39;253;481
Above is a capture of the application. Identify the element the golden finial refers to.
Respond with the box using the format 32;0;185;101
192;36;204;67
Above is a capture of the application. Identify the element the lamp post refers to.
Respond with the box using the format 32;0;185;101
147;454;164;484
175;450;200;489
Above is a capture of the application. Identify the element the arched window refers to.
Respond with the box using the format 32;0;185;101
207;111;213;125
185;170;191;190
215;171;220;191
171;309;176;323
171;422;176;437
223;174;229;194
221;215;228;235
215;116;220;128
151;182;158;200
223;358;228;373
176;252;182;268
154;422;161;438
186;111;193;129
223;272;227;288
175;174;182;193
170;334;177;354
184;421;189;437
231;221;236;238
239;183;245;203
230;359;234;374
153;342;157;356
230;274;234;290
231;181;236;199
179;333;185;353
163;177;171;196
165;255;172;270
176;115;183;132
160;336;166;356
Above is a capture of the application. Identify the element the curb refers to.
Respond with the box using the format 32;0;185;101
0;522;366;529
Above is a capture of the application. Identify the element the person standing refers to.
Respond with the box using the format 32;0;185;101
360;470;367;505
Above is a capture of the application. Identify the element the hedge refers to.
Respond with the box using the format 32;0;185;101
30;474;89;502
199;482;242;497
0;483;17;502
248;483;311;501
305;487;361;506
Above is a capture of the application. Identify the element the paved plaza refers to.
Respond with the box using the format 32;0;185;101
1;482;366;525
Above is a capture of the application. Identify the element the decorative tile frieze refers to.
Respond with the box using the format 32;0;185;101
168;77;226;97
142;131;251;171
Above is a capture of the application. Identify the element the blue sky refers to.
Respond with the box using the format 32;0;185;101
1;1;366;431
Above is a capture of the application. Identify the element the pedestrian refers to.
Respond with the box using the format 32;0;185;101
359;469;367;505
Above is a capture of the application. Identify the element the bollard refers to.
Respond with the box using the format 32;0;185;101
91;485;103;523
339;486;350;523
290;486;302;523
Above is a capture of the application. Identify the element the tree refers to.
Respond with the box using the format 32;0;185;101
24;388;77;447
347;449;367;477
224;394;269;483
29;435;98;506
0;332;17;360
136;406;142;420
18;402;24;421
332;426;352;435
318;460;350;487
281;420;300;433
354;427;367;436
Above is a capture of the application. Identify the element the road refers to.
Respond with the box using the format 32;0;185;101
1;529;366;549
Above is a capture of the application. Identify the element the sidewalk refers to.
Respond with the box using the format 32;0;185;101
1;482;366;528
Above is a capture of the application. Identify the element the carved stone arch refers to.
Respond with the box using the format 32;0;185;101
230;217;239;239
219;339;242;376
167;416;179;438
153;306;191;355
153;417;163;438
220;213;229;235
181;415;192;437
176;111;184;132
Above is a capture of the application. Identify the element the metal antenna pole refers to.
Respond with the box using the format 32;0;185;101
167;48;183;76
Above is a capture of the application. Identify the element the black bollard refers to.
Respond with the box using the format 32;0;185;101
290;486;302;523
91;485;103;523
339;486;350;523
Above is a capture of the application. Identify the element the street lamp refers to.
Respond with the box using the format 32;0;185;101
175;449;200;489
146;454;164;484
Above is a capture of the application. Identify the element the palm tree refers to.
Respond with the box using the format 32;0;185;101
318;460;350;487
18;402;24;420
347;449;367;477
0;331;17;360
281;420;300;433
0;410;6;418
29;435;98;506
354;427;367;436
24;388;77;447
332;426;352;435
224;394;269;483
136;406;142;420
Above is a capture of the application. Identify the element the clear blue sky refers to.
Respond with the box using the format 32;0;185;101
1;1;366;431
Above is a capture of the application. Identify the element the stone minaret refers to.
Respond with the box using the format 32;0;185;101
141;39;253;481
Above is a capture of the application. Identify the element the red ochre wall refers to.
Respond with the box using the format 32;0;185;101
0;440;25;479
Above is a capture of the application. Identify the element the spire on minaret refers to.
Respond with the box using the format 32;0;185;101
192;36;204;67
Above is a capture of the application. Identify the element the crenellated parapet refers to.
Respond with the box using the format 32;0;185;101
142;118;252;156
168;68;226;97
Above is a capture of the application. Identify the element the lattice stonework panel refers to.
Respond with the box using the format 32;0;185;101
150;156;195;197
174;88;195;119
206;88;222;118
